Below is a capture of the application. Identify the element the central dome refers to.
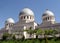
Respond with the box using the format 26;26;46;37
20;8;34;16
42;9;54;16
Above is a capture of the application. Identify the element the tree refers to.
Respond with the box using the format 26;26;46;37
12;34;16;40
44;30;49;43
43;29;59;43
35;29;43;39
51;29;59;41
2;33;11;40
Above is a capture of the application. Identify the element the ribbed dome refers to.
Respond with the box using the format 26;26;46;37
42;9;54;16
6;18;15;24
20;8;34;16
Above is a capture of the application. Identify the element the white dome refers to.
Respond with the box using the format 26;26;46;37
43;10;54;16
6;18;15;24
20;8;34;16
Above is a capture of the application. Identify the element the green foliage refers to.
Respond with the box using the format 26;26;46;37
27;29;34;34
1;28;60;43
12;34;16;40
0;38;60;43
2;33;11;40
36;29;43;35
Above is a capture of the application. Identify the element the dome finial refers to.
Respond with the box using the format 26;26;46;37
46;9;49;11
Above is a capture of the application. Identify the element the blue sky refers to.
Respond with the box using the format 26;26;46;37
0;0;60;28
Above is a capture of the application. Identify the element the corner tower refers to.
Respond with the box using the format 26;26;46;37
5;18;15;30
42;9;55;24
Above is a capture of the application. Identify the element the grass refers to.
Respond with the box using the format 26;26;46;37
0;38;60;43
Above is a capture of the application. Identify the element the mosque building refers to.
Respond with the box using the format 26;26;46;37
0;8;60;39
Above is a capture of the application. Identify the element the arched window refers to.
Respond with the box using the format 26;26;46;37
6;24;8;26
27;16;29;19
21;16;23;19
30;16;31;19
46;17;47;21
48;17;49;20
24;16;26;19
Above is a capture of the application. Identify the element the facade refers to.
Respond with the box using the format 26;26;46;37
0;8;37;39
0;8;60;39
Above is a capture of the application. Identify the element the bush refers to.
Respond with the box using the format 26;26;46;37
2;33;9;40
